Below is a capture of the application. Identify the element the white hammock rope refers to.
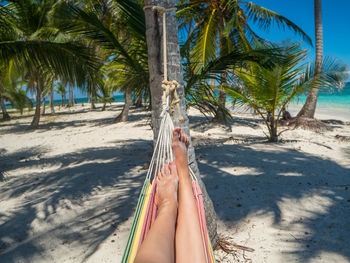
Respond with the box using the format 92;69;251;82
140;5;209;262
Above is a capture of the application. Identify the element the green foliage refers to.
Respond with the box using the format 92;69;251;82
9;88;33;114
225;43;348;141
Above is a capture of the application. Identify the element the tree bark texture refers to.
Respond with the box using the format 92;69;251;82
144;0;219;246
0;91;10;121
29;79;41;129
114;87;132;123
297;0;323;118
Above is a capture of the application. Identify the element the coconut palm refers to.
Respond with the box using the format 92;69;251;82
177;0;313;122
226;43;347;142
0;63;11;120
297;0;323;119
0;0;98;129
53;0;149;122
55;81;67;106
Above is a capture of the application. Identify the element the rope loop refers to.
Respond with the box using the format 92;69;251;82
144;4;183;124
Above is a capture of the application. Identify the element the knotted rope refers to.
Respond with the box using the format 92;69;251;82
144;5;184;123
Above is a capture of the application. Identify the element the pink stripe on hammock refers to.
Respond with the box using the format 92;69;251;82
138;178;157;248
193;181;212;263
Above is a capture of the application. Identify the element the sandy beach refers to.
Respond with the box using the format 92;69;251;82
1;102;350;263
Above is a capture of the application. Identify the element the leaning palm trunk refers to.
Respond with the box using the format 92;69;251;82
144;0;219;246
42;96;46;115
135;93;143;108
297;0;323;118
29;79;41;129
50;84;55;114
0;92;10;121
114;87;132;123
68;85;74;107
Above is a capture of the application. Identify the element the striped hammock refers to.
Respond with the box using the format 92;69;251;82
121;109;215;262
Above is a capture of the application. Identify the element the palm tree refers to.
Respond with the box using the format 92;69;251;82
0;63;11;120
178;0;312;123
226;43;347;142
55;81;67;106
49;80;55;114
0;0;98;129
143;0;219;245
297;0;323;119
53;0;149;122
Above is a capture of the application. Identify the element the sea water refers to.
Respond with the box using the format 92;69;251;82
289;82;350;120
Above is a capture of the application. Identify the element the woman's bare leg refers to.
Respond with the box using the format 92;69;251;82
134;163;179;263
172;127;206;263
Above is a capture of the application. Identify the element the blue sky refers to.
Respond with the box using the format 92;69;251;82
250;0;350;71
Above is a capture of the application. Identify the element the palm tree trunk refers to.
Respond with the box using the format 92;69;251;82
144;0;218;246
102;102;106;111
114;87;132;123
269;118;278;142
91;94;96;109
42;96;46;115
68;85;74;107
135;93;143;108
50;83;55;114
0;91;10;121
297;0;323;118
29;79;41;129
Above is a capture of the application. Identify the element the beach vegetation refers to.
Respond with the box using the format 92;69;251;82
53;0;149;122
226;43;347;142
177;0;312;123
0;0;98;128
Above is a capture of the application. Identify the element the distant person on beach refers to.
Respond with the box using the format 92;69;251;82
280;107;292;125
134;127;206;263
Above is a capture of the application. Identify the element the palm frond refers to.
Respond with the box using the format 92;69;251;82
244;2;313;46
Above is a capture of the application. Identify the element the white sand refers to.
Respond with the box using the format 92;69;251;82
1;102;350;263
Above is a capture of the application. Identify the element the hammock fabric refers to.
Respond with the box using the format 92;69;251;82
121;112;215;263
122;5;215;262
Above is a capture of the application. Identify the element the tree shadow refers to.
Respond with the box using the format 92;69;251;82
0;109;150;135
196;141;350;262
0;139;153;262
189;114;262;133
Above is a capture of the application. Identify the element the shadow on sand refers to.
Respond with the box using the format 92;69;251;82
196;141;350;262
0;139;153;262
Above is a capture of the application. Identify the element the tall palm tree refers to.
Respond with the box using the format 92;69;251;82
143;0;218;245
178;0;312;122
0;0;98;129
297;0;323;118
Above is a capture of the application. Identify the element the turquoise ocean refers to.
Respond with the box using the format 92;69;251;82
5;83;350;115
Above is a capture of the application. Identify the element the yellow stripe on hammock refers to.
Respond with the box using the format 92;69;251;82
207;232;215;262
128;183;152;263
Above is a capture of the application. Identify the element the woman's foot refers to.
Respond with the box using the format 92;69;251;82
156;163;179;215
172;127;190;167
